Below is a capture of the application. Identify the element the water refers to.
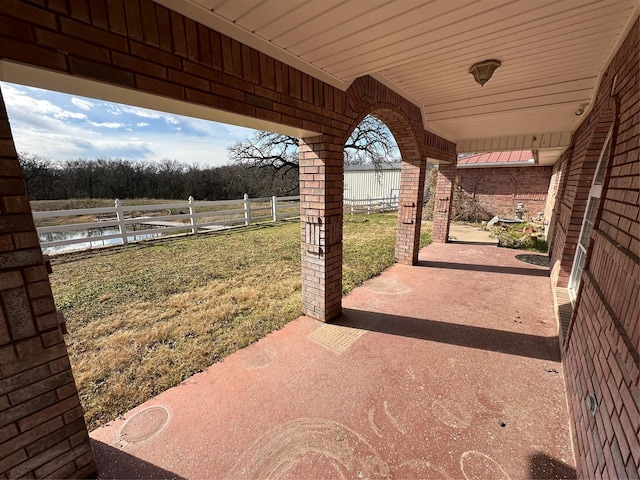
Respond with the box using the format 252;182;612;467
39;227;163;254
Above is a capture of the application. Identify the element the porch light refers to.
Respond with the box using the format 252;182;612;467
469;59;501;86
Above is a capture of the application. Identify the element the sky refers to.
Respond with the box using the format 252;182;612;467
0;82;257;167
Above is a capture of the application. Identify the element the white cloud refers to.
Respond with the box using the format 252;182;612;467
117;105;180;125
2;84;87;121
1;82;258;167
87;121;125;129
71;98;94;111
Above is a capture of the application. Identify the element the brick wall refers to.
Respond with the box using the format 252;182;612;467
457;166;553;221
0;88;96;479
548;17;639;479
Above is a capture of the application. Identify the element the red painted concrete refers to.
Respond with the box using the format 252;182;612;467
91;243;575;479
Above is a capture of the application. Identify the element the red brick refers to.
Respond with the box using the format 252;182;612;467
105;0;127;35
69;57;135;86
0;270;24;289
8;438;70;478
0;448;27;475
34;440;91;478
34;29;110;63
88;0;109;30
136;74;185;100
1;196;31;214
0;416;63;458
169;10;187;57
2;0;57;29
0;16;35;42
123;0;143;41
12;231;40;249
129;40;182;69
59;16;128;52
17;395;79;432
35;312;59;332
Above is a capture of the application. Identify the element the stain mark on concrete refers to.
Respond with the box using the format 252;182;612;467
460;451;511;480
396;459;453;479
225;417;390;479
368;407;383;438
363;277;411;295
239;346;276;369
119;406;168;443
383;401;407;435
432;399;471;429
308;323;367;354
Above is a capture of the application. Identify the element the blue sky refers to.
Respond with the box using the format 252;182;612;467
0;82;257;167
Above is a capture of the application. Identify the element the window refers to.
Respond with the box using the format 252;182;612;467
568;127;612;302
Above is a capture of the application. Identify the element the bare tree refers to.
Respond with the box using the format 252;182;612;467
227;115;399;174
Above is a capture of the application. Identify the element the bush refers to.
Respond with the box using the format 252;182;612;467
423;168;492;223
489;223;548;253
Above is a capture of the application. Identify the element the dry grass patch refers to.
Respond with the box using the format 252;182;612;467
49;214;431;430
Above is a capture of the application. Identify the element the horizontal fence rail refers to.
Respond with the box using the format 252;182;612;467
344;196;399;216
34;195;301;254
33;195;401;254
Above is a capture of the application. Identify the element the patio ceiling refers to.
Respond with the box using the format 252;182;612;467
157;0;638;163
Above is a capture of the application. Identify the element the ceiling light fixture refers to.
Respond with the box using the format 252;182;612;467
575;104;588;116
468;59;501;86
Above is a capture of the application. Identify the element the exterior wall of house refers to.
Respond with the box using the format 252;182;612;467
548;18;639;479
456;166;553;221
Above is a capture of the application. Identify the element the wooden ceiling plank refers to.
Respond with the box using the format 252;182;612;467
317;0;602;72
382;9;629;81
332;16;626;79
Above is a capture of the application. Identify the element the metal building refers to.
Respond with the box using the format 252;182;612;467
343;163;402;202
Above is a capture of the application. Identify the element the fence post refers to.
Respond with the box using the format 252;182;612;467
367;197;371;215
272;196;278;222
115;198;128;246
188;196;197;235
244;194;251;226
350;199;354;218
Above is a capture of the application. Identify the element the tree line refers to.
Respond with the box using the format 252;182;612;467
19;116;399;201
18;154;299;201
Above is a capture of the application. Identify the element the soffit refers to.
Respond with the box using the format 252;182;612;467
158;0;638;159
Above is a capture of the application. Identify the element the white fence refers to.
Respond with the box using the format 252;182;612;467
34;195;403;254
34;195;300;254
344;196;399;216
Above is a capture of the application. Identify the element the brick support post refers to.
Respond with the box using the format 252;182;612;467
395;158;427;264
0;88;96;479
432;165;455;243
299;136;344;322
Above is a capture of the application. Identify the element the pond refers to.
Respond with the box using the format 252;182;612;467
39;227;163;254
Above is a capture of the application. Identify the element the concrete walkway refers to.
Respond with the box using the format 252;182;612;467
90;242;575;479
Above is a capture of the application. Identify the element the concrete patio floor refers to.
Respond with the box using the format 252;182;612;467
90;241;575;479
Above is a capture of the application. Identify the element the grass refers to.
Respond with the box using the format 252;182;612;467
49;213;432;430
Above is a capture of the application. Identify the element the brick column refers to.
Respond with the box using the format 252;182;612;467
299;135;344;322
432;164;455;243
0;89;96;478
395;158;427;264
